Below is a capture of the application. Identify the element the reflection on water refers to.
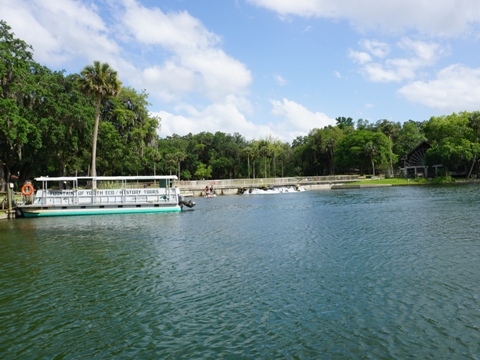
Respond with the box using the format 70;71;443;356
1;185;480;358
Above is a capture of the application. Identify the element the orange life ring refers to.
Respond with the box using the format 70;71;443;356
21;183;34;196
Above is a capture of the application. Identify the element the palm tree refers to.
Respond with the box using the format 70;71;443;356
378;120;396;177
241;146;254;179
78;61;121;185
174;151;187;180
165;153;177;176
257;140;270;178
364;141;378;176
325;138;336;175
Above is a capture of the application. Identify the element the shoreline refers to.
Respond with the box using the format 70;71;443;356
2;177;478;219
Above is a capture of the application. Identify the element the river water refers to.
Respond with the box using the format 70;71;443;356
1;185;480;359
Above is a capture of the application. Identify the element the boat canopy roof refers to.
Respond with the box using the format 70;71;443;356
34;175;178;182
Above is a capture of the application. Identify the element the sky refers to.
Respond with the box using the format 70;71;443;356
2;0;480;143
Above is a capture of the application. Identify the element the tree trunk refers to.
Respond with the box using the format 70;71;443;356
389;136;394;177
273;155;276;178
91;94;101;188
468;154;477;178
332;153;335;175
468;130;479;178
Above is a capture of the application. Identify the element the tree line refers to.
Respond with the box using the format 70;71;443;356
2;20;480;190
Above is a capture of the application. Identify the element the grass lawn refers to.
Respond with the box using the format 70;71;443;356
351;177;413;185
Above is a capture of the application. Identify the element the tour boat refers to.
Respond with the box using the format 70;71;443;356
16;175;195;218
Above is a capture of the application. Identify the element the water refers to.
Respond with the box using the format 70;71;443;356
1;185;480;359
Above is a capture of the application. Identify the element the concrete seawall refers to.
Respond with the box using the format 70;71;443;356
174;175;359;197
331;184;392;189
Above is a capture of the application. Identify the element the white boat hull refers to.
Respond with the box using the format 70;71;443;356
20;204;181;218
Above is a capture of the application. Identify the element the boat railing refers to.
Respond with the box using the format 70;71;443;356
32;187;179;206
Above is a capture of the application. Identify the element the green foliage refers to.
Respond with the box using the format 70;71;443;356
99;87;159;175
430;175;455;183
336;116;354;131
3;19;480;183
181;170;192;180
423;113;473;174
78;61;122;179
292;126;343;176
0;21;161;183
195;163;212;179
394;120;426;160
412;177;428;184
34;71;94;177
335;130;390;175
0;20;38;182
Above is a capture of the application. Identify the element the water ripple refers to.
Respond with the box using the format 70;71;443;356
2;185;480;358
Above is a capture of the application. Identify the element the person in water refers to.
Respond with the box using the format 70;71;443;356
205;185;209;195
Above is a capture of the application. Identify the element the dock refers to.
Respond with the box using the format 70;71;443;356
174;175;359;197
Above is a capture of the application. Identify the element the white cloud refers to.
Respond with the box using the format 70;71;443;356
119;1;252;102
247;0;480;36
274;74;288;86
1;0;121;68
348;50;372;64
303;25;313;32
360;39;389;58
269;98;336;139
120;0;220;51
156;97;335;142
398;64;480;112
362;63;404;82
352;38;446;83
155;96;274;140
397;38;446;64
141;62;199;102
181;49;252;100
1;0;252;105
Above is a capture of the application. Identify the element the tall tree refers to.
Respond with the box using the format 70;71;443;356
325;138;336;175
336;130;389;175
467;111;480;178
336;116;354;131
34;72;94;178
241;145;255;179
78;61;121;183
364;141;378;175
100;87;159;175
423;113;472;174
257;140;270;178
376;119;398;177
0;20;38;186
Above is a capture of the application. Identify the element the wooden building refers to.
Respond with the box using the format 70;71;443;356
401;141;442;178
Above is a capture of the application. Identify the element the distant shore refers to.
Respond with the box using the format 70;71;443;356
175;175;359;197
178;176;480;196
2;176;478;219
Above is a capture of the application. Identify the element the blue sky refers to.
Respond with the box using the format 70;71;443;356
2;0;480;142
